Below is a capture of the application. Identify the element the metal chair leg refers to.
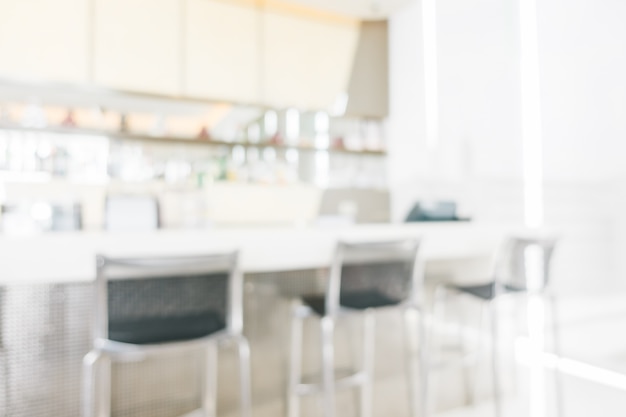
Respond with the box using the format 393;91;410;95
320;316;336;417
418;308;429;417
403;307;426;417
201;343;219;417
360;311;375;417
489;301;502;417
82;351;97;417
82;350;111;417
403;307;419;417
426;285;449;415
549;294;564;417
236;336;252;417
0;348;8;414
472;302;489;405
287;305;304;417
457;298;475;407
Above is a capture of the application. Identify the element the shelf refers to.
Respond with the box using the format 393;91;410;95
0;76;388;119
0;76;267;115
0;124;387;156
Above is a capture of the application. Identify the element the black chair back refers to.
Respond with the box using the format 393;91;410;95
94;253;241;346
325;239;421;315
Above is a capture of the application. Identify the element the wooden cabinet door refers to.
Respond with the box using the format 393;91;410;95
93;0;181;95
0;0;89;83
184;0;260;103
262;8;359;110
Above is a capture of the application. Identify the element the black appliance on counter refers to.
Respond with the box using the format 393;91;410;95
405;201;469;222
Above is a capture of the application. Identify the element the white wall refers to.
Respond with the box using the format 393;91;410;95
388;0;523;220
539;0;626;183
387;0;626;293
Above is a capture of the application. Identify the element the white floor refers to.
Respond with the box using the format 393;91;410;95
436;372;626;417
228;368;626;417
226;292;626;417
437;292;626;417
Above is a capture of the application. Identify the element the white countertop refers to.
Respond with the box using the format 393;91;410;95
0;222;506;284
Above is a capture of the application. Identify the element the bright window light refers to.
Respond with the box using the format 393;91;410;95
264;110;278;138
422;0;439;149
262;147;276;163
520;0;545;414
285;108;300;144
516;337;626;392
521;0;544;229
314;112;330;150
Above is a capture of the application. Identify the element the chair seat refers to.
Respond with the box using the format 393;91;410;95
301;290;402;316
451;282;524;300
108;311;225;345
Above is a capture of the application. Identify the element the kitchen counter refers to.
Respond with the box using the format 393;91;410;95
0;222;507;283
0;221;511;417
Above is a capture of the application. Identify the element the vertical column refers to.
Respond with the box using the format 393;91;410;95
520;0;544;229
422;0;439;149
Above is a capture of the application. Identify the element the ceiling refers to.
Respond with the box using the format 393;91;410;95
283;0;414;20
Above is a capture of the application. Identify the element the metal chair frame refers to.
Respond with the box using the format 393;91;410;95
429;235;563;417
0;289;7;413
82;252;251;417
287;239;428;417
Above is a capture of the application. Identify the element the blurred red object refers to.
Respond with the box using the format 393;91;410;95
268;133;283;145
61;110;77;127
197;126;211;140
332;136;346;150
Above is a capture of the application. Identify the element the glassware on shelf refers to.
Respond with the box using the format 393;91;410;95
229;145;247;182
314;112;330;150
284;108;300;146
274;150;298;184
247;124;261;144
21;102;47;128
0;95;388;190
364;119;385;151
262;110;278;142
150;114;167;137
164;159;192;184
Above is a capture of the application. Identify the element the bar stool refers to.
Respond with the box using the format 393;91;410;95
430;235;562;417
287;239;427;417
82;252;251;417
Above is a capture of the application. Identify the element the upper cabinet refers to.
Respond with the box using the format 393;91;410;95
184;0;260;103
93;0;181;95
0;0;376;113
0;0;89;83
262;7;359;110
